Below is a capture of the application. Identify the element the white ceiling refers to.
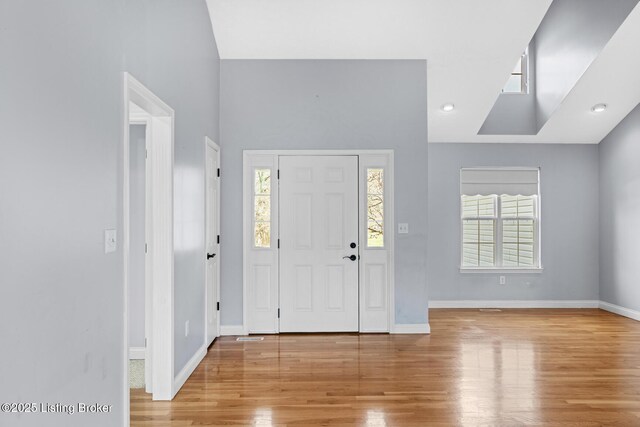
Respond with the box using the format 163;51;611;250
206;0;640;144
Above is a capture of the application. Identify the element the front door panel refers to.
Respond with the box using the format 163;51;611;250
279;156;359;332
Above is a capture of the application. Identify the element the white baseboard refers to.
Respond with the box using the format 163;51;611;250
220;325;247;336
129;347;145;360
172;345;206;398
392;323;431;334
429;300;600;309
599;301;640;321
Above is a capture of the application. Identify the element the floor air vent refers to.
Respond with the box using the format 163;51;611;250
236;337;264;342
479;308;502;312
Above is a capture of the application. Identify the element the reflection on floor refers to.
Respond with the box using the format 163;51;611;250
129;359;144;389
131;309;640;426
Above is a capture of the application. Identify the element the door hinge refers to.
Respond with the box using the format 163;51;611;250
144;338;147;348
277;308;280;318
217;168;220;178
217;302;220;311
145;149;148;159
277;238;280;249
145;243;147;253
277;169;280;179
217;235;220;244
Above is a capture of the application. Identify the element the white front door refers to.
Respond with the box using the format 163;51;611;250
205;141;220;345
279;156;359;332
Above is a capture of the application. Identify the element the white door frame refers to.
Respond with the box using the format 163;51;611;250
123;73;175;426
127;115;154;395
204;137;221;345
242;149;395;335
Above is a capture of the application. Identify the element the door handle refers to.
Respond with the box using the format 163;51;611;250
207;253;216;260
342;255;357;261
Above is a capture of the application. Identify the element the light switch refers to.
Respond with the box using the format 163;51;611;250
398;223;409;234
104;229;117;253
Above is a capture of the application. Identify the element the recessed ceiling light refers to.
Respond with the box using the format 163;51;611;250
591;103;607;113
442;103;455;112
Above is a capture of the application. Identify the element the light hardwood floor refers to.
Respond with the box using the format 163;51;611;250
131;309;640;426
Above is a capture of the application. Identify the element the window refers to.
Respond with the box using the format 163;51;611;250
503;50;528;94
460;168;540;270
366;168;384;247
253;168;271;248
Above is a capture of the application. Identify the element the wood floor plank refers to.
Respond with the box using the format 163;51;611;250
131;309;640;426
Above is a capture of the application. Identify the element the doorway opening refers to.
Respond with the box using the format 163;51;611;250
243;150;395;335
123;73;175;426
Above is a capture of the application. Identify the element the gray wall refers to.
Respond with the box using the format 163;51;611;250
428;143;600;301
0;1;124;425
599;103;640;311
534;0;638;131
0;1;219;425
220;60;429;325
129;125;146;349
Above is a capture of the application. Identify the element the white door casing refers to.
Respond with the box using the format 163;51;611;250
123;73;175;416
205;138;220;345
243;150;394;335
279;156;360;332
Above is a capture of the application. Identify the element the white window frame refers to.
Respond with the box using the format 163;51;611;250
459;170;542;274
502;48;529;95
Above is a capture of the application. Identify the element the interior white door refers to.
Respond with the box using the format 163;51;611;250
205;142;220;345
279;156;359;332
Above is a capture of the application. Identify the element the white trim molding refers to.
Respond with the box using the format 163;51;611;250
172;345;207;398
599;301;640;321
429;300;600;309
220;325;248;336
459;268;544;274
123;72;175;408
129;347;146;360
392;323;431;334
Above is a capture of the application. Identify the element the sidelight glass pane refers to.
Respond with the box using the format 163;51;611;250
254;169;271;195
254;168;272;248
254;222;270;248
367;169;384;194
367;195;383;221
254;196;270;222
367;168;384;247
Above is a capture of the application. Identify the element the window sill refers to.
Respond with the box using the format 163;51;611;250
459;267;543;274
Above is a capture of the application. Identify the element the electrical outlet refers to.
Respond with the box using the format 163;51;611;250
398;223;409;234
185;320;189;337
499;276;506;285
